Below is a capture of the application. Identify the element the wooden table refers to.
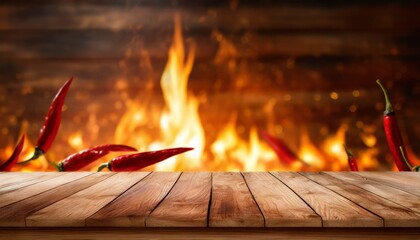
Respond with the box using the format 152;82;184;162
0;172;419;239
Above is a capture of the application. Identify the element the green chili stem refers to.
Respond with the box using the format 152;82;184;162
97;162;109;172
376;79;394;115
18;147;44;164
399;146;412;170
343;144;353;157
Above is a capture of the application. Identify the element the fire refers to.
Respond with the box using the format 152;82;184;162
322;124;348;171
2;16;388;172
210;116;279;171
298;130;325;170
3;121;50;172
115;15;205;171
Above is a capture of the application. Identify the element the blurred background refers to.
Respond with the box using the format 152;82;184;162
0;0;419;171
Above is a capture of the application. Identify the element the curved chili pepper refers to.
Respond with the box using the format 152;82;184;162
343;144;359;171
20;77;73;164
52;144;137;172
0;135;25;171
259;129;299;165
376;80;412;171
97;147;193;172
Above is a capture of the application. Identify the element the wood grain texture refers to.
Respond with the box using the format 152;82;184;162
146;172;212;227
209;172;263;227
0;172;88;208
0;172;419;228
242;172;321;227
0;5;419;31
1;227;420;240
305;172;420;227
26;172;149;227
1;31;417;60
355;172;420;196
0;172;58;193
271;172;383;227
86;172;180;227
327;172;420;215
0;173;112;227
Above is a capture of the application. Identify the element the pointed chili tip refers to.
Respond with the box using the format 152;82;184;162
97;162;109;172
0;134;25;171
343;144;353;157
376;79;394;115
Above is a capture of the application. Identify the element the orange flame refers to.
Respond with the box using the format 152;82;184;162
5;16;384;172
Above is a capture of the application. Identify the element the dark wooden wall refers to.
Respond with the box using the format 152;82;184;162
0;0;419;163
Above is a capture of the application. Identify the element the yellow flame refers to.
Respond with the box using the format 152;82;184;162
9;16;384;172
298;130;325;170
322;124;348;170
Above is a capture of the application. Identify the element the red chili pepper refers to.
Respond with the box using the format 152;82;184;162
0;135;25;171
259;129;299;165
52;144;137;172
376;80;412;171
343;144;359;171
20;77;73;164
97;147;193;172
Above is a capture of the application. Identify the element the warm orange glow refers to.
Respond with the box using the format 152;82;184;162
3;16;386;172
298;130;325;170
68;132;84;151
322;124;348;171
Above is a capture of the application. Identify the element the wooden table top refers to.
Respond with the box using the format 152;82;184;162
0;172;419;228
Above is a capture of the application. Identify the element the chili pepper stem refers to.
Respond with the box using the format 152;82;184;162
399;146;413;170
48;161;63;172
18;147;44;164
376;79;394;115
343;144;353;157
97;162;110;172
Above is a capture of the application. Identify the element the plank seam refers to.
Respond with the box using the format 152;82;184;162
21;172;110;227
300;172;385;227
269;172;323;227
83;172;152;226
353;172;420;197
325;172;420;215
0;173;63;192
0;173;70;198
240;172;266;227
0;173;93;210
206;172;213;228
144;172;183;227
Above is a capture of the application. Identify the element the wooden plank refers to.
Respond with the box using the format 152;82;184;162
0;5;419;31
271;172;383;227
26;172;149;227
1;227;420;240
1;30;418;60
305;172;420;227
0;173;112;227
0;173;68;194
356;172;420;196
0;172;51;190
242;172;321;227
146;172;211;227
4;59;419;90
209;172;263;227
328;172;420;215
0;172;90;208
86;172;180;227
